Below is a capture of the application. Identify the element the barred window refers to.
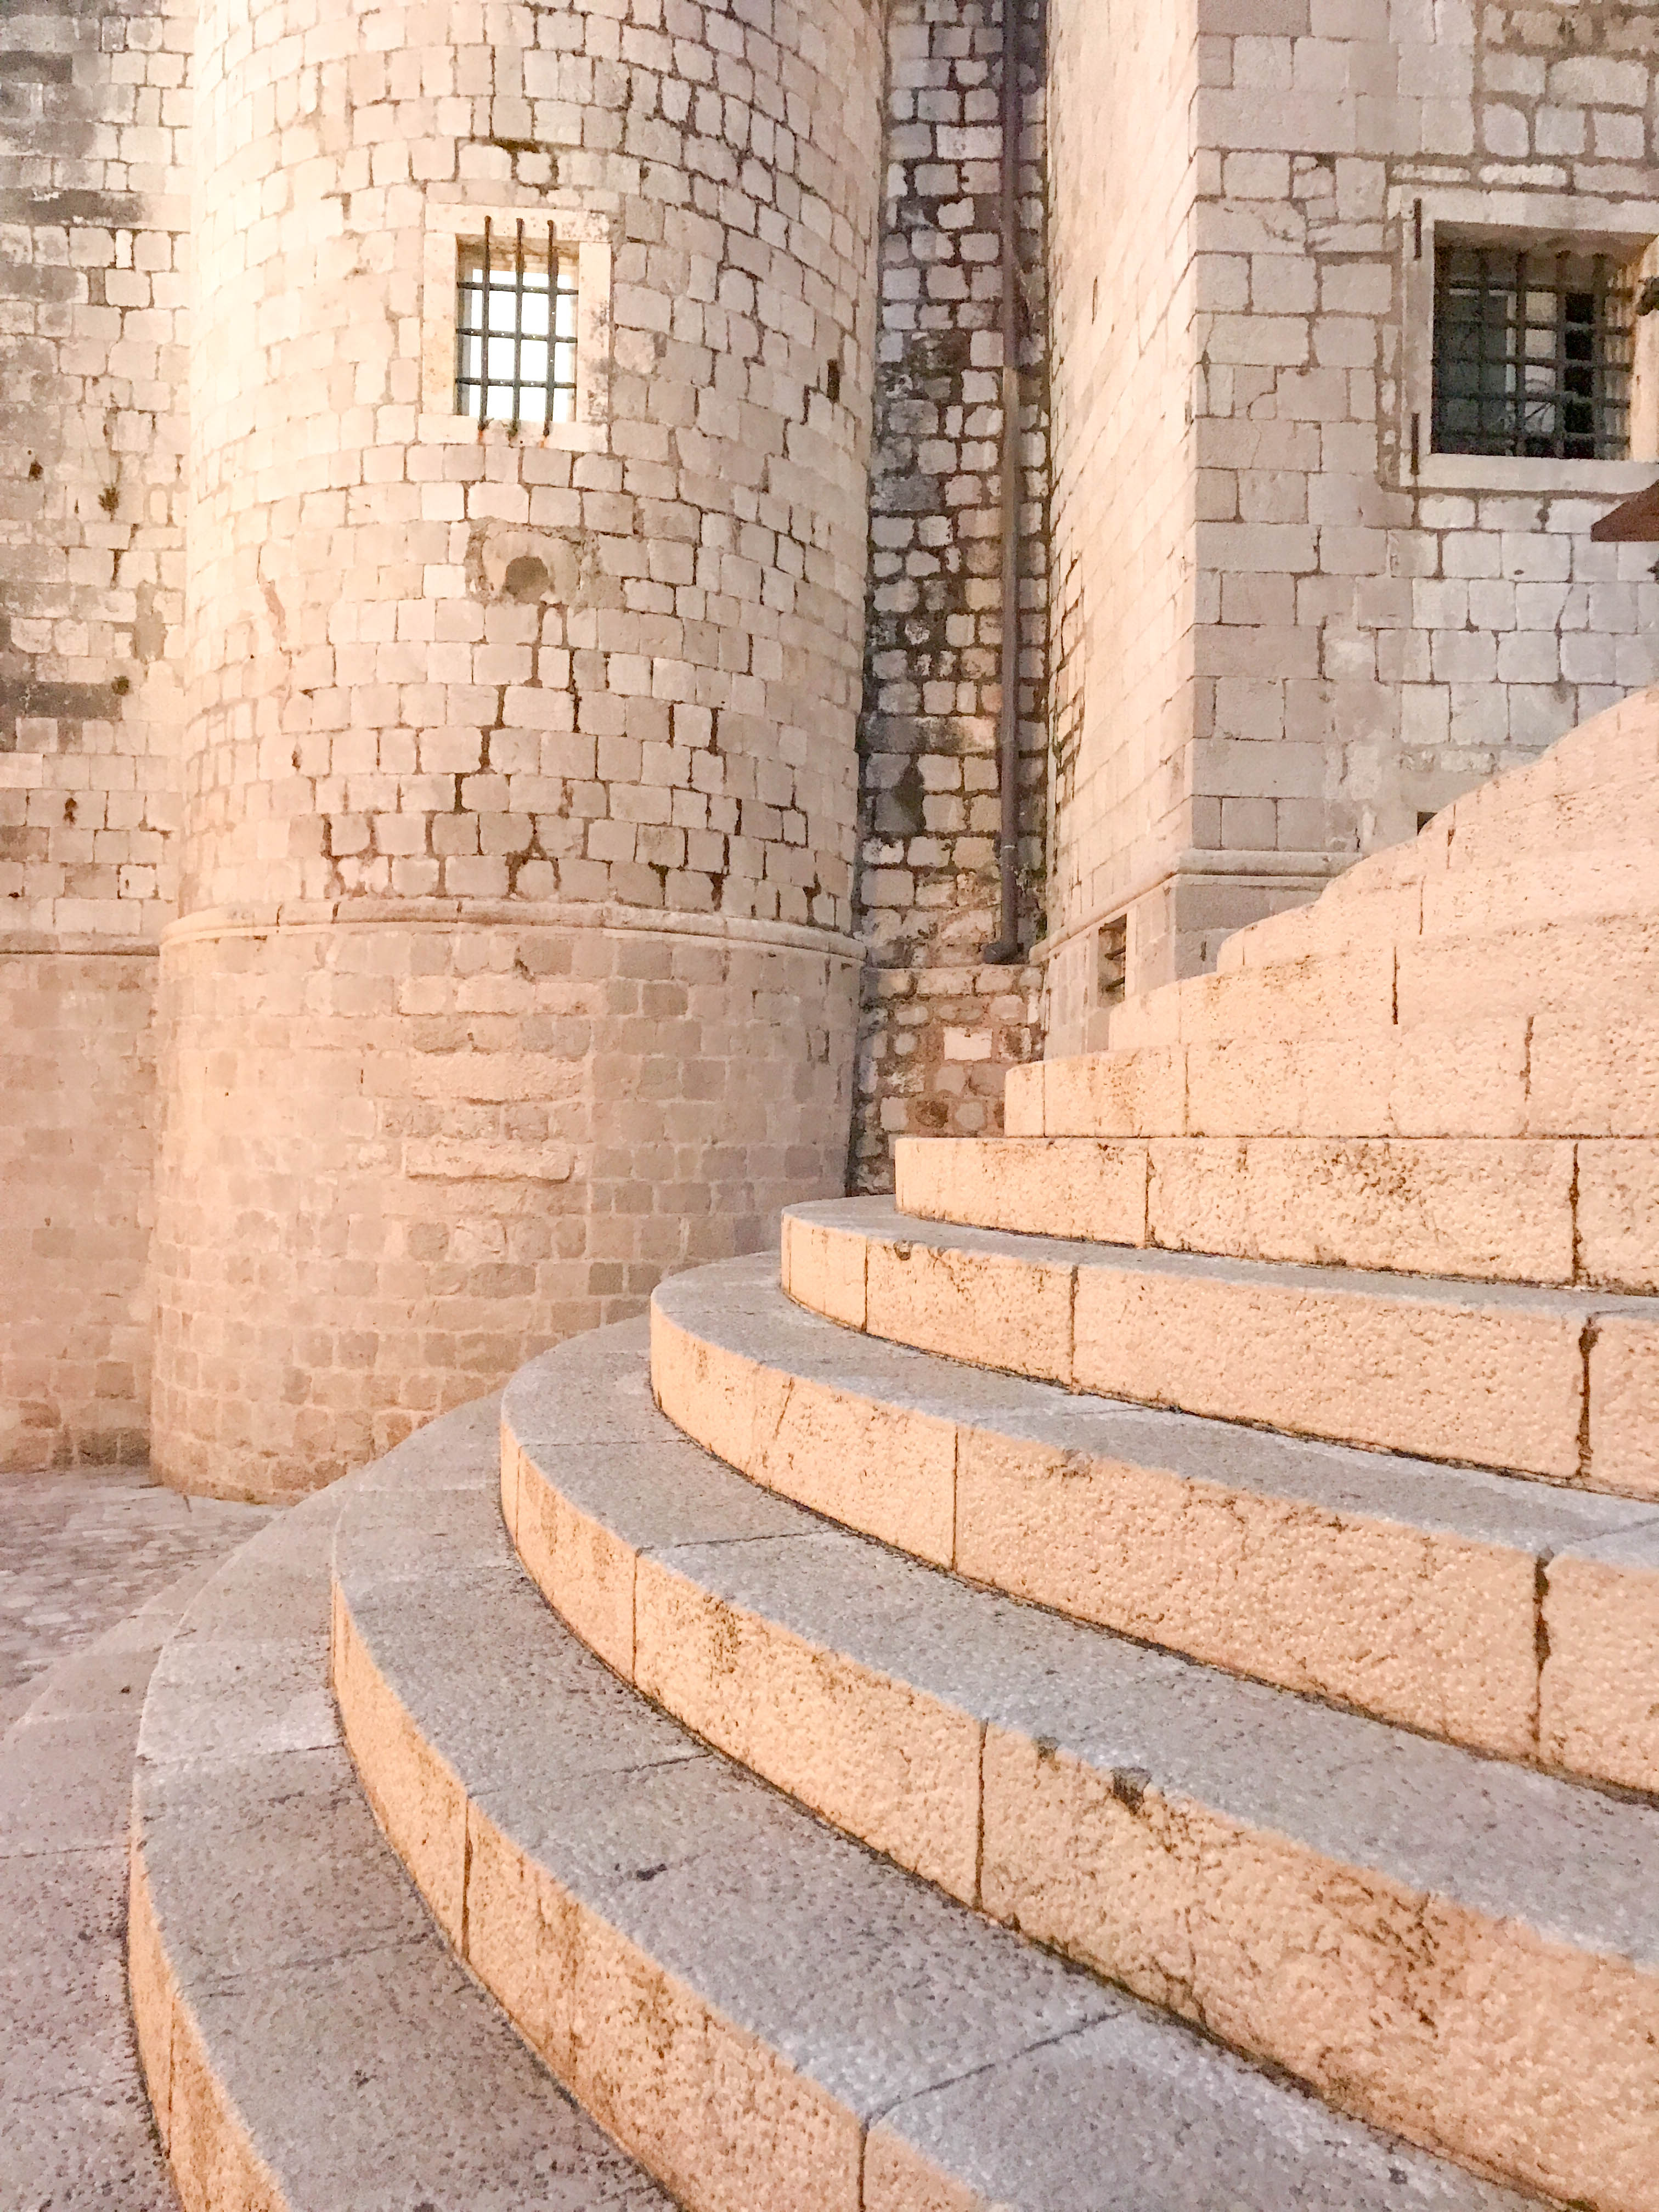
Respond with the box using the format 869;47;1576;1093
1432;242;1633;461
1096;915;1127;1007
456;220;579;430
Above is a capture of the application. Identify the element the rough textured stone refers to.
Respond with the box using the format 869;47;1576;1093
504;1321;1659;2210
129;1445;673;2212
782;1197;1659;1491
650;1255;1659;1778
0;1483;269;2211
336;1389;1522;2212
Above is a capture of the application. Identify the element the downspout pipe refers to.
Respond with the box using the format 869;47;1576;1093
983;0;1024;965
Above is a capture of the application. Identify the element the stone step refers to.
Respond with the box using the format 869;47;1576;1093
781;1198;1659;1496
1222;693;1659;974
1109;911;1659;1058
648;1252;1659;1787
895;1130;1658;1294
501;1322;1659;2212
1215;837;1659;983
1;1542;267;2212
1008;1015;1659;1142
128;1407;673;2212
1093;691;1659;1060
331;1346;1526;2212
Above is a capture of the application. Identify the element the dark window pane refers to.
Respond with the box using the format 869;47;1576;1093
1431;242;1630;460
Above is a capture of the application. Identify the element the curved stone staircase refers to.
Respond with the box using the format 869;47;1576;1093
129;694;1659;2211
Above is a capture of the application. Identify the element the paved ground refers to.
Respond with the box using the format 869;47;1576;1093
0;1465;270;1734
0;1465;275;2210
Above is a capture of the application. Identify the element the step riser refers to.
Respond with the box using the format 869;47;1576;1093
332;1582;878;2212
1220;794;1659;981
980;1732;1658;2212
352;1362;1510;2212
650;1295;1659;1788
505;1403;1659;2212
128;1847;284;2212
1011;1019;1659;1143
1109;921;1659;1056
1213;707;1659;978
781;1212;1659;1499
899;1135;1659;1292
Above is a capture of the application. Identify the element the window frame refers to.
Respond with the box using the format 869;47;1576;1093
1400;188;1659;494
420;203;612;453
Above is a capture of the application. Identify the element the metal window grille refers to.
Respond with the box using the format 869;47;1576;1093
1432;241;1632;461
1096;915;1127;1007
455;221;579;430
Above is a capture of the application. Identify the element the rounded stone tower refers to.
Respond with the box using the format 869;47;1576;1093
149;0;882;1497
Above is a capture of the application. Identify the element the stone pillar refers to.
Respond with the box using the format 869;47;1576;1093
151;0;882;1498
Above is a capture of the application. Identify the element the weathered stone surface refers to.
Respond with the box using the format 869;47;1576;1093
0;1478;269;2211
338;1390;1521;2212
650;1257;1659;1778
506;1322;1659;2210
782;1198;1659;1492
129;1444;673;2212
900;1131;1598;1288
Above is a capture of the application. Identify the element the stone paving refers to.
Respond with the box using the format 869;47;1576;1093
0;1464;274;2210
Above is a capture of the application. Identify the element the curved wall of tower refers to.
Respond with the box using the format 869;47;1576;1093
150;0;882;1497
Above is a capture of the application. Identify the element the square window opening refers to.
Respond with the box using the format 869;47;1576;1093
1431;239;1635;461
456;222;579;431
1096;915;1128;1007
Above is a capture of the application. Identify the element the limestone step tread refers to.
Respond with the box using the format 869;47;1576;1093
1007;1017;1659;1141
781;1197;1659;1497
1;1548;267;2212
331;1378;1523;2212
649;1252;1659;1784
895;1130;1657;1293
1107;919;1659;1053
128;1413;673;2212
1212;703;1659;977
504;1324;1659;2212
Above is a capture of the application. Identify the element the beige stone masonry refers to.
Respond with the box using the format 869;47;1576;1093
778;1207;1659;1494
650;1284;1659;1781
0;943;158;1469
334;1568;870;2212
1392;922;1659;1032
978;1731;1659;2212
1014;1017;1659;1144
1092;687;1659;1059
898;1133;1604;1289
645;1320;957;1570
148;909;857;1499
1071;1259;1595;1484
1543;1543;1659;1799
128;1844;286;2212
897;1136;1150;1249
504;1386;1659;2211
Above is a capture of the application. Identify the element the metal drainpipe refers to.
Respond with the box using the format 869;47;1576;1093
984;0;1024;964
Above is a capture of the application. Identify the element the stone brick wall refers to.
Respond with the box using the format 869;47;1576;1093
1045;0;1659;1049
1042;0;1201;1053
848;0;1047;1193
151;909;853;1499
182;0;880;930
0;0;189;936
1;0;190;1464
142;0;884;1494
0;946;155;1469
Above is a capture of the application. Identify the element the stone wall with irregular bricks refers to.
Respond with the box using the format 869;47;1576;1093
847;0;1048;1195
